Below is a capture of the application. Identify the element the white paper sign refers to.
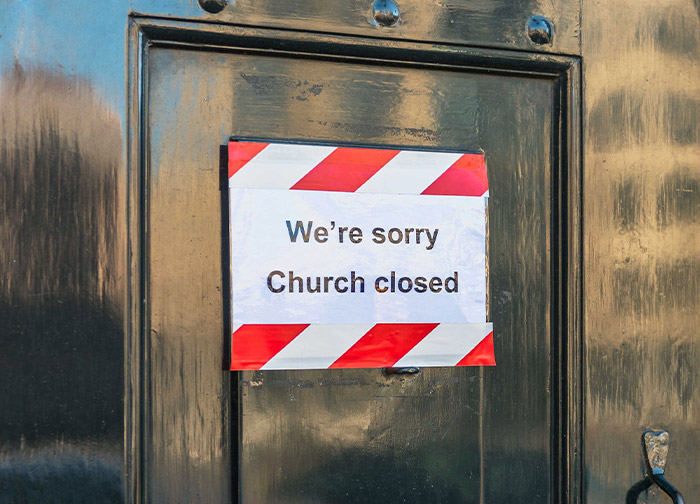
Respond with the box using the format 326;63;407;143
230;188;486;324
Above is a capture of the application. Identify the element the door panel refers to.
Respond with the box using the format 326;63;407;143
582;0;700;501
141;26;576;503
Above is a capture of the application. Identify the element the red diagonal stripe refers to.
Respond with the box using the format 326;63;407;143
456;331;495;366
230;324;309;370
228;141;269;178
329;323;439;369
290;147;400;192
422;153;488;196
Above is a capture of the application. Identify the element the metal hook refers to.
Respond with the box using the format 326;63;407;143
625;430;685;504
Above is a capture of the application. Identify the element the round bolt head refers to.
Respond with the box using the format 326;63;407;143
198;0;227;14
527;15;553;45
372;0;400;27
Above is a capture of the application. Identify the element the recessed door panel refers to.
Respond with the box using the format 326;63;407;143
144;38;565;502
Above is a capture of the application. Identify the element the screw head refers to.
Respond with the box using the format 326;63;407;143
527;15;553;45
372;0;400;27
198;0;227;14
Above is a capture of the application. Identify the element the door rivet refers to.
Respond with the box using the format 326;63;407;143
527;15;553;45
198;0;227;14
372;0;400;27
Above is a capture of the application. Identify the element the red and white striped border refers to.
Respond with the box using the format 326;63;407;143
229;141;489;196
231;323;494;370
228;140;493;370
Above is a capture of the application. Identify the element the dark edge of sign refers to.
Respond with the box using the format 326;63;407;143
220;144;232;370
228;135;485;158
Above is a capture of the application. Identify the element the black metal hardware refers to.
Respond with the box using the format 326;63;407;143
371;0;400;27
526;15;553;45
383;367;420;376
626;430;685;504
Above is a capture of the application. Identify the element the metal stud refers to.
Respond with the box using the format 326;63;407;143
372;0;400;27
198;0;227;14
527;15;553;45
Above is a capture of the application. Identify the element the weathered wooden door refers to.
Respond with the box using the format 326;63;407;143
1;0;698;503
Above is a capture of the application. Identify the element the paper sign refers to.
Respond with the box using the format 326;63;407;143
231;189;486;324
227;140;494;370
